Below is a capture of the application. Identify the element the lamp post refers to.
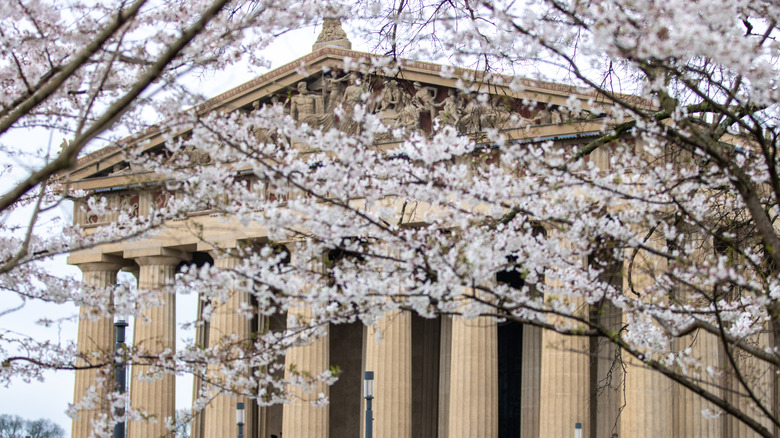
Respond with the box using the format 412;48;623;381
236;402;245;438
364;371;374;438
113;320;128;438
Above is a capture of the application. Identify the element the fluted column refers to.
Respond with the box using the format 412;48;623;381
672;331;722;437
537;235;591;437
282;306;329;438
365;310;413;438
724;331;774;438
622;353;673;437
202;254;254;438
520;325;542;438
620;235;676;437
448;315;498;438
72;262;123;438
190;291;208;438
438;316;453;438
128;255;181;438
538;312;590;438
669;234;723;436
592;301;623;437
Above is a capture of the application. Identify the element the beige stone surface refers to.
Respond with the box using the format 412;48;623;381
672;331;723;437
364;311;413;438
448;314;498;438
128;256;180;438
539;324;590;438
520;325;542;438
724;332;775;437
202;255;255;438
64;38;752;438
71;263;122;438
592;302;623;437
282;306;329;438
437;316;453;438
622;355;673;437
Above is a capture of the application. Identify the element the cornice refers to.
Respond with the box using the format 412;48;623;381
66;46;648;184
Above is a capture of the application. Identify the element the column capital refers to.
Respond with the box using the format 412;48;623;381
72;254;130;273
77;260;127;273
124;246;191;262
134;249;190;268
135;255;184;267
129;251;179;438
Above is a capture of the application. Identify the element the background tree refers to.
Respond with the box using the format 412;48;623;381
0;414;64;438
0;415;25;438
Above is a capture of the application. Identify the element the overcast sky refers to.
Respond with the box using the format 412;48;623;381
0;20;374;436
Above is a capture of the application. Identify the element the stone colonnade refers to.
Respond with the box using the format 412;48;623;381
71;250;772;438
128;255;182;438
71;260;124;438
203;254;254;438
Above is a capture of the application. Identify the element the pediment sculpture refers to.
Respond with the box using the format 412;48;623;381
260;71;594;141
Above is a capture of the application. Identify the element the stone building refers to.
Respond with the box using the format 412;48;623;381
67;20;766;438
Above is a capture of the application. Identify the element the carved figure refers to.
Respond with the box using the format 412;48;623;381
316;18;349;44
251;96;285;142
323;75;346;112
559;107;571;122
109;162;131;176
480;96;513;129
534;107;553;125
397;92;421;132
341;73;363;109
169;145;211;166
517;115;535;128
291;82;325;127
412;81;437;122
458;95;488;133
551;109;562;124
119;194;139;218
154;190;172;209
269;95;289;114
339;73;365;134
434;92;462;128
378;79;401;113
376;79;405;135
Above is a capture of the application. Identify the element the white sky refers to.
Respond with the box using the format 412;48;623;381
0;20;372;437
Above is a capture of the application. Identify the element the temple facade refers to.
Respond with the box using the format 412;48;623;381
67;21;769;438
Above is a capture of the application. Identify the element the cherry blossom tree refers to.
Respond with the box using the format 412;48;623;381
2;0;780;437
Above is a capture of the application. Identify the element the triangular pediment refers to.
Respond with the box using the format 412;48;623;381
65;46;641;189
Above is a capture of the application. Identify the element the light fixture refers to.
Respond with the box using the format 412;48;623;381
113;320;128;438
236;402;245;438
363;371;374;399
364;371;374;438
